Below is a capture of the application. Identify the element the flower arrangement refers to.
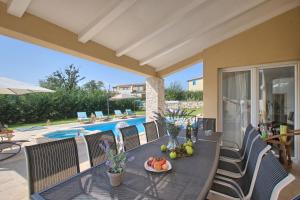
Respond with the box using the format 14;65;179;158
153;108;195;136
153;108;195;150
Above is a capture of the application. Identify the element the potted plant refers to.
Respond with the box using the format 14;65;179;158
100;140;127;187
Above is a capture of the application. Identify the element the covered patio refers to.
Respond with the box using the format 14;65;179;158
0;0;300;199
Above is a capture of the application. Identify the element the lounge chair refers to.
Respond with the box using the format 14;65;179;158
125;109;136;118
77;112;90;123
114;110;127;119
0;139;28;161
95;111;109;121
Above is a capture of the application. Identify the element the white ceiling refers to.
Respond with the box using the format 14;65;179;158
2;0;300;71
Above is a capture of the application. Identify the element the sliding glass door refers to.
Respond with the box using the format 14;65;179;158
259;66;295;155
222;70;251;147
221;63;298;157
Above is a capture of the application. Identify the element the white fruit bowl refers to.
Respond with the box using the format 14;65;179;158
144;160;172;173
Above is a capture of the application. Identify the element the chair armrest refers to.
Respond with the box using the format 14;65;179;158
218;160;243;175
221;139;240;149
214;175;245;198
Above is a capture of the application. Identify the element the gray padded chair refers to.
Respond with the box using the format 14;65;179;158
84;130;117;167
119;125;140;151
220;124;255;162
251;152;295;200
210;137;271;200
292;194;300;200
25;138;80;196
143;121;158;142
217;130;260;178
155;119;167;137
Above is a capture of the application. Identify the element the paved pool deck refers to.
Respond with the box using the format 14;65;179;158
0;117;148;200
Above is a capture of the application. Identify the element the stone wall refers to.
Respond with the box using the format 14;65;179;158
145;77;165;122
165;101;203;110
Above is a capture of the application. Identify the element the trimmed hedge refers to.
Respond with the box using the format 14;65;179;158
0;89;139;124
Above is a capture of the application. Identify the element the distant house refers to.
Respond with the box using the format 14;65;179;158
112;83;146;98
187;77;203;91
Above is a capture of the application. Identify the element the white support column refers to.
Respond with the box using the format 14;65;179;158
146;77;165;122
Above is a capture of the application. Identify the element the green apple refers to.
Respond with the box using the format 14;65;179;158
186;147;193;156
169;151;177;159
161;144;167;152
185;145;192;151
186;140;193;147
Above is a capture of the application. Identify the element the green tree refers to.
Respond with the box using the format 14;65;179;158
40;64;85;91
165;82;184;100
83;80;104;91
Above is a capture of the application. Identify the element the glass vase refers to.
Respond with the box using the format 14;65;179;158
167;134;180;150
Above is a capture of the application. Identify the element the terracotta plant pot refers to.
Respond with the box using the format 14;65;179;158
107;171;124;187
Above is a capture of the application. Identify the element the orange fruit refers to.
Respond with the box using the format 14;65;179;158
151;159;156;168
154;162;162;170
158;159;166;166
162;163;168;170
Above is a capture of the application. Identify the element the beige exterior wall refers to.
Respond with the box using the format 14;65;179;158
202;6;300;130
188;78;203;91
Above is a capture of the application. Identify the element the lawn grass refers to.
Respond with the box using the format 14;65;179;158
8;108;203;130
188;107;203;116
135;110;145;115
9;118;78;129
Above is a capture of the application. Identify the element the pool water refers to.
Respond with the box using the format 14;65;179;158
84;117;145;137
44;117;146;139
45;129;87;139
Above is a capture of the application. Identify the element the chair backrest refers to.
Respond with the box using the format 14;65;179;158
95;111;104;118
292;194;300;200
252;152;294;200
77;112;87;119
243;129;260;162
240;137;270;198
143;121;158;142
114;110;122;116
197;118;216;134
84;130;117;167
125;109;135;115
119;125;140;151
155;119;167;137
240;124;255;155
25;138;80;195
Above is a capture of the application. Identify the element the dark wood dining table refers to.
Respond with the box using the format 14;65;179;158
32;133;221;200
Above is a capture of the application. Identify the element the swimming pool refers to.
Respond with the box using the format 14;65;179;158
45;129;88;139
44;117;146;139
84;117;145;137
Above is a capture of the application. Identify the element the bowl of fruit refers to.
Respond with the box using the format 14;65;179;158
144;156;172;172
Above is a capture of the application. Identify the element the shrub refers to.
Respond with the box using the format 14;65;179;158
0;89;140;124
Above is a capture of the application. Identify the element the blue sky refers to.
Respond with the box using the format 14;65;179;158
0;35;202;89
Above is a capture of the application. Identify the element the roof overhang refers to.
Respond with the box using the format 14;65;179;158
0;0;299;78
